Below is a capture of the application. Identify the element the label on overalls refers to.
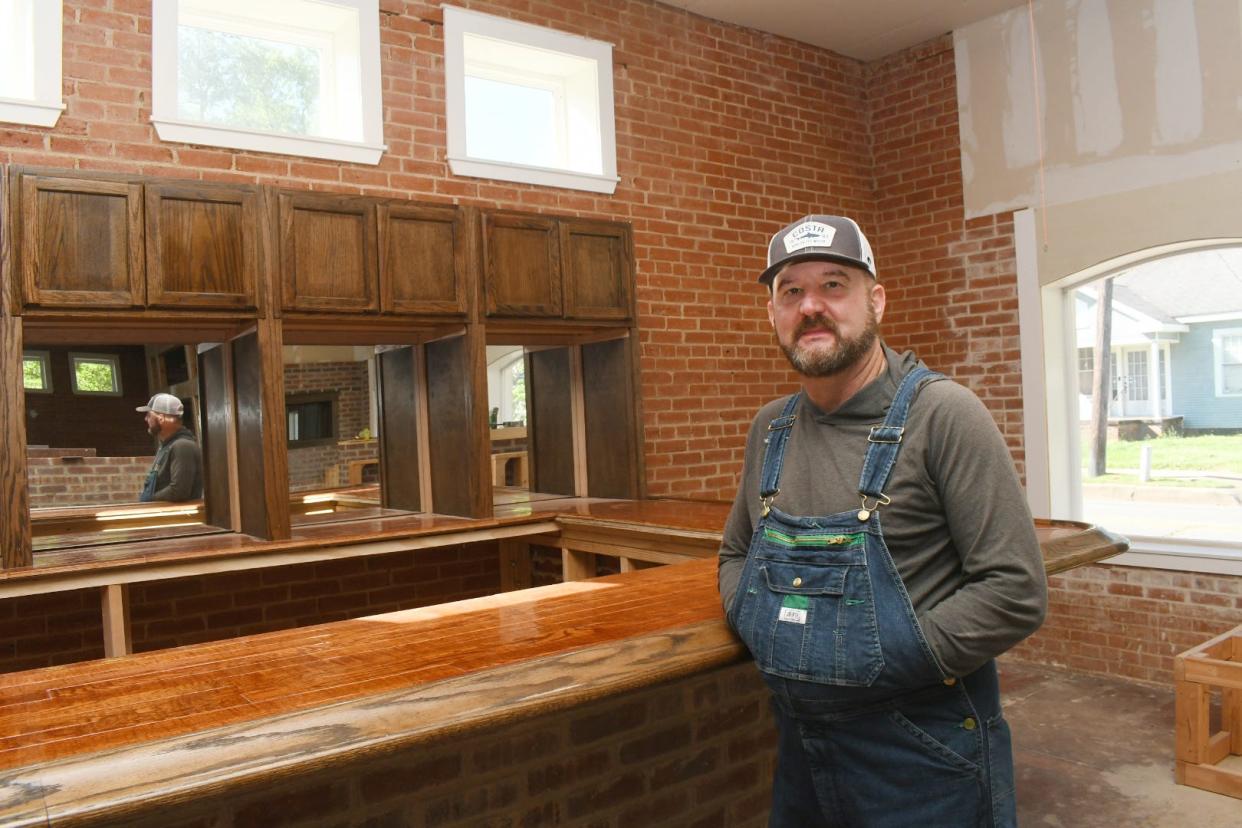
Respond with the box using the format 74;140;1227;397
778;595;808;624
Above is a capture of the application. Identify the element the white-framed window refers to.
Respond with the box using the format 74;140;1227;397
1016;211;1242;574
1213;328;1242;397
0;0;64;127
69;353;122;396
150;0;385;164
443;6;618;194
21;351;52;393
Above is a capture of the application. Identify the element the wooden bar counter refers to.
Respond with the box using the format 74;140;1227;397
0;501;1125;826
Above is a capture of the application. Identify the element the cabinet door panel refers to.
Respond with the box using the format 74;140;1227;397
20;174;143;308
560;220;632;320
280;193;378;312
146;183;259;309
379;203;466;314
483;212;561;317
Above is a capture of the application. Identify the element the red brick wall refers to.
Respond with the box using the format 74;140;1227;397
27;447;151;507
0;588;104;672
2;0;877;503
85;660;775;828
1008;565;1242;685
128;541;500;653
864;36;1026;475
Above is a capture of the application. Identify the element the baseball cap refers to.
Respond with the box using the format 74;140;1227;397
758;215;876;284
137;393;184;416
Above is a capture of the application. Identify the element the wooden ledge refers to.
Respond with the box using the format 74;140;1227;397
1034;518;1130;575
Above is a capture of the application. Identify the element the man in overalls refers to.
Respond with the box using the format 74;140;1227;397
718;215;1047;827
137;393;203;503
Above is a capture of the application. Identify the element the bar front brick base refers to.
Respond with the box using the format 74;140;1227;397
84;660;777;828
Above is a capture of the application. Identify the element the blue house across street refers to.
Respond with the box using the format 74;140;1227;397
1075;248;1242;433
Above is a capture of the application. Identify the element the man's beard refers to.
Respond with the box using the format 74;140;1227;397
779;302;880;378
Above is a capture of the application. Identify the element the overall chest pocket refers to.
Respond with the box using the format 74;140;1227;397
747;558;884;687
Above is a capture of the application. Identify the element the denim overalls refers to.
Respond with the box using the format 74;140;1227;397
728;367;1016;828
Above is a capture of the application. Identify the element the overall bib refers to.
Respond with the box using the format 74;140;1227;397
727;367;1016;828
139;441;173;502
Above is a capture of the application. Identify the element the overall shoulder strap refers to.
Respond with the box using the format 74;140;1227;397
758;392;800;501
857;367;945;503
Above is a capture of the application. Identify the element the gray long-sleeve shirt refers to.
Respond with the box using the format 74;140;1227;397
717;346;1047;678
150;428;203;502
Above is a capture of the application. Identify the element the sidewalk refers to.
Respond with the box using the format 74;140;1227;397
1084;468;1242;506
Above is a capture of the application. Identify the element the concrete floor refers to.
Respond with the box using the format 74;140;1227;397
1002;660;1241;827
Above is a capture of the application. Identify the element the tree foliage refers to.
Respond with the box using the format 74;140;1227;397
22;358;44;390
178;26;320;135
74;361;116;394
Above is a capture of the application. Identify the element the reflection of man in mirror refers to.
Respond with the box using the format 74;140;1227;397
137;393;203;502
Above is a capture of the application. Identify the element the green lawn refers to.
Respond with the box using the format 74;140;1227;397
1080;433;1242;474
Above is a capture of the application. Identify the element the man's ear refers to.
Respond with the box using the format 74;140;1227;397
871;282;886;323
766;298;776;328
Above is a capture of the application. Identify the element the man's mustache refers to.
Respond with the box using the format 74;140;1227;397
794;315;839;340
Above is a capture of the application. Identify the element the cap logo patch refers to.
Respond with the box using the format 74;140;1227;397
783;221;836;254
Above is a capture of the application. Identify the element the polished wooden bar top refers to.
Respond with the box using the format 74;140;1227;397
0;561;745;826
0;500;1126;825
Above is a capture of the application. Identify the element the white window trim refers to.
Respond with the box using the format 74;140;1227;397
69;352;123;397
443;6;619;194
21;350;53;394
1212;327;1242;397
149;0;386;165
1016;209;1242;573
0;0;65;127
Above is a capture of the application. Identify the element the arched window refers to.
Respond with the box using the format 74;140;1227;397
1020;223;1242;564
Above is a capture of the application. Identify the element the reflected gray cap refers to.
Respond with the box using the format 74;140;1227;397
759;215;876;284
137;393;183;416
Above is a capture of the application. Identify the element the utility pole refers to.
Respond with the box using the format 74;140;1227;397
1088;278;1114;478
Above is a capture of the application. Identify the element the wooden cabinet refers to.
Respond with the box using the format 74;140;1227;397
483;212;562;317
15;171;261;312
378;202;468;314
483;212;632;320
279;192;378;313
279;192;469;316
561;220;632;320
19;173;144;308
146;182;260;309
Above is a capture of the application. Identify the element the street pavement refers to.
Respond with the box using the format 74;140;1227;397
1081;474;1242;543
